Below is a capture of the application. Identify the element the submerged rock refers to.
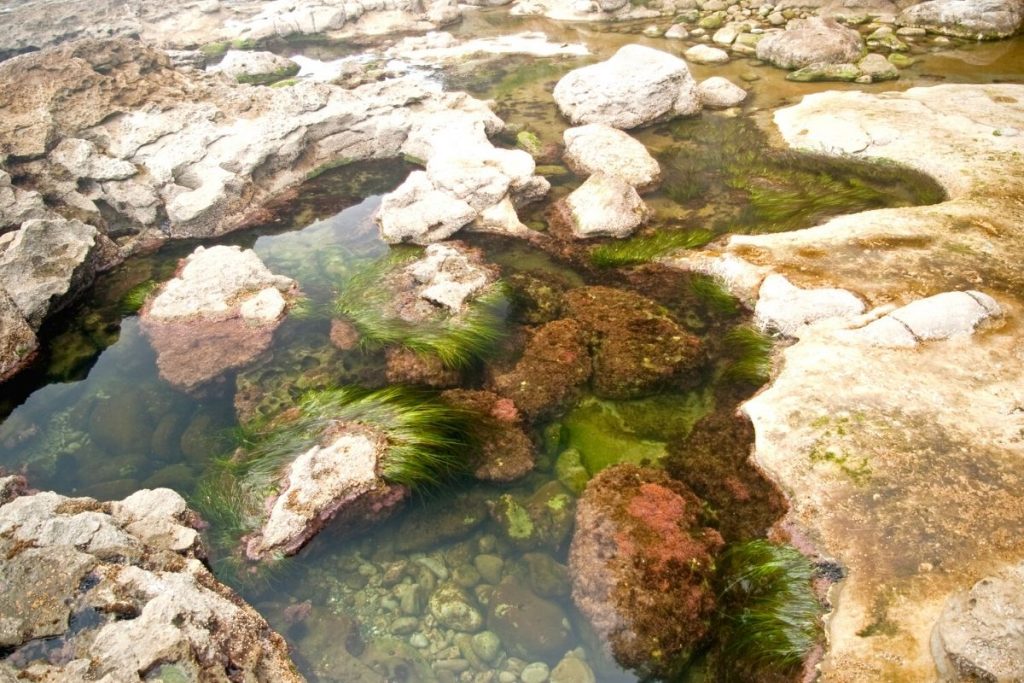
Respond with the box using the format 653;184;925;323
562;286;702;400
698;77;748;109
756;17;865;70
0;478;301;681
932;561;1024;681
140;245;297;393
488;576;574;661
490;481;575;552
562;124;661;193
550;173;649;239
552;45;702;130
899;0;1024;40
569;465;723;677
442;389;536;483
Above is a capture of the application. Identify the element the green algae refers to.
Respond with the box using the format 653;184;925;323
589;229;715;268
721;325;774;386
561;390;714;475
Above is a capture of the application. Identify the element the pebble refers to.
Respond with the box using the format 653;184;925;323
471;631;502;663
411;633;430;648
474;554;504;585
521;662;550;683
391;616;420;635
417;556;450;581
435;658;471;673
499;674;518;683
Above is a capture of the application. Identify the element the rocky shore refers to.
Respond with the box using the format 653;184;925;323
1;0;1023;680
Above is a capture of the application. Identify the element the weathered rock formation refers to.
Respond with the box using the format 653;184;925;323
899;0;1024;40
549;173;649;239
552;45;702;130
562;124;661;193
140;245;297;393
756;17;865;70
570;465;723;677
0;477;302;681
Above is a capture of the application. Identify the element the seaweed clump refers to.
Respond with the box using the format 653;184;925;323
335;247;508;369
194;386;474;571
589;229;714;268
712;540;824;681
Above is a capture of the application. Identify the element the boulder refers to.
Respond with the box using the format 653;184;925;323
857;53;899;82
490;319;593;418
756;17;865;70
553;45;702;130
562;286;703;400
569;465;723;677
932;562;1024;681
899;0;1024;40
244;426;409;561
0;218;104;328
212;50;301;85
551;173;649;239
140;245;297;393
490;481;575;552
684;44;730;65
698;77;748;109
563;124;661;192
786;62;861;83
0;479;301;681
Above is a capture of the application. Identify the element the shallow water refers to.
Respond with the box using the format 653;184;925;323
3;16;1024;683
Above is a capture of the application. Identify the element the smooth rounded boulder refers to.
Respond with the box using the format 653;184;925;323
563;124;661;192
755;17;864;70
899;0;1024;40
553;44;702;130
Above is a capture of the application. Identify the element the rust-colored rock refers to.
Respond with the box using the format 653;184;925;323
441;389;535;483
570;464;723;677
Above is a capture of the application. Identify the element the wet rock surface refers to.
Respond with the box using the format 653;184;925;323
140;245;297;393
562;124;661;193
570;464;723;677
756;17;865;70
0;477;301;682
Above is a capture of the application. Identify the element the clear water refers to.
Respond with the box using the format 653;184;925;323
3;21;1022;683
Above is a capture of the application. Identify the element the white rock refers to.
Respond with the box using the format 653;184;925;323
698;77;748;109
239;287;288;322
899;0;1024;40
755;17;865;69
376;171;477;245
563;124;661;192
407;243;494;312
665;24;689;39
685;44;731;64
847;291;1000;347
213;50;300;84
754;274;864;337
559;172;649;239
553;45;702;129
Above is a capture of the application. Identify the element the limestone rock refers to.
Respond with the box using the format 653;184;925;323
563;124;661;193
756;17;865;70
245;427;409;560
932;562;1024;681
0;218;102;328
847;290;1000;347
141;245;297;393
553;45;702;130
213;50;301;85
569;465;722;676
685;44;730;64
0;481;300;681
899;0;1024;40
377;171;477;244
754;274;864;336
698;77;748;109
552;173;649;239
0;287;36;382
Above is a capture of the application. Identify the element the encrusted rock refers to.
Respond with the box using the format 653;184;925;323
562;124;661;192
756;17;865;70
550;173;649;239
212;49;300;85
0;287;37;382
553;45;702;130
141;245;297;393
899;0;1024;40
569;465;723;677
932;561;1024;681
442;389;536;483
0;478;300;681
698;77;748;109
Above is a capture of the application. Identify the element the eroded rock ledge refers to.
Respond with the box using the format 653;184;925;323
671;83;1024;680
0;476;303;681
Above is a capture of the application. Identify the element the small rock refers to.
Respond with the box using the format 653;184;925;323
411;633;430;648
857;53;899;82
665;24;689;39
685;44;731;64
471;630;503;662
698;77;748;109
391;616;421;635
429;583;485;632
213;50;300;86
475;554;505;585
562;124;661;192
550;654;596;683
551;173;649;239
521;662;550;683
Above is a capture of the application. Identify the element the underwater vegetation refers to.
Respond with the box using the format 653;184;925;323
589;229;715;268
660;116;946;235
335;252;508;368
713;540;824;681
690;274;741;317
117;279;159;315
193;386;475;566
721;324;774;386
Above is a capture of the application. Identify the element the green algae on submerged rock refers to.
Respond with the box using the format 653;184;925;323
570;464;724;678
491;481;575;552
